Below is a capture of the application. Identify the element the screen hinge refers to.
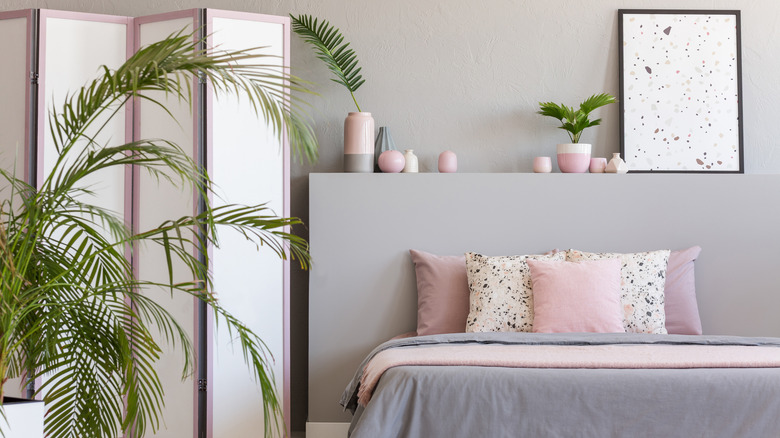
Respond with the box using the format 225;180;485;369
29;71;39;85
197;378;207;392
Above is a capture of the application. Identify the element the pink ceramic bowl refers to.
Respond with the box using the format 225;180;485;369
378;150;405;173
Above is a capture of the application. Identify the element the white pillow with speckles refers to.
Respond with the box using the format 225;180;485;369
566;249;671;334
465;251;565;333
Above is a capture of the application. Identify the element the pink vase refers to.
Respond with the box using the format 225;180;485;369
556;143;591;173
533;156;552;173
589;157;607;173
438;151;457;173
378;150;405;173
344;112;374;172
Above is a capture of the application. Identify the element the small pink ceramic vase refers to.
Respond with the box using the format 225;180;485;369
438;151;457;173
589;157;607;173
533;157;552;173
378;150;405;173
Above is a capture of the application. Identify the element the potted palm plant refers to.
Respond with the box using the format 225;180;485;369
537;93;616;173
0;31;316;438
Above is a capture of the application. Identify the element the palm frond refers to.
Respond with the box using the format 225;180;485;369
290;14;365;111
579;93;617;116
537;93;615;143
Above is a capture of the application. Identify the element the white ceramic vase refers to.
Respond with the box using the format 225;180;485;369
605;152;629;174
344;112;375;172
402;149;419;173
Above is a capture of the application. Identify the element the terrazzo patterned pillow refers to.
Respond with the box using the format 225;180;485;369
465;251;565;333
566;249;671;334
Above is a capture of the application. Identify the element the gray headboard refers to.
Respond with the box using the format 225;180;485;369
308;173;780;423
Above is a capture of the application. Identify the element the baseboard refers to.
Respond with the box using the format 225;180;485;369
305;422;350;438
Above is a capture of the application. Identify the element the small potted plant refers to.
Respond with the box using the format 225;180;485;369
537;93;616;173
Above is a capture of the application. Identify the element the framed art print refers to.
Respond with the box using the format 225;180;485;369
619;10;743;173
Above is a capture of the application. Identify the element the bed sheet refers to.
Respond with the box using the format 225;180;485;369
342;333;780;438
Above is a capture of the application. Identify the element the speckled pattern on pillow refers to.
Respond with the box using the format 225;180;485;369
465;251;565;333
566;249;671;334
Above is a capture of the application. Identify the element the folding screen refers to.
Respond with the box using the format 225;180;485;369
0;8;290;438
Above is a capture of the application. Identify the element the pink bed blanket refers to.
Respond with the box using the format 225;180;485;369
357;343;780;406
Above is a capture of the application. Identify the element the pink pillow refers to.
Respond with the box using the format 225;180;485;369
528;259;624;334
409;250;469;335
664;246;703;335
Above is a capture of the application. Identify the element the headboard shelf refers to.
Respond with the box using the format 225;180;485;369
309;172;780;422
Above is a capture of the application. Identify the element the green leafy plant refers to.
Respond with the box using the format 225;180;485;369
0;31;317;437
537;93;616;143
290;14;365;111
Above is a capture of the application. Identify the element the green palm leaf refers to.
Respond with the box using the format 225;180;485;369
537;93;616;143
579;93;617;116
290;14;365;111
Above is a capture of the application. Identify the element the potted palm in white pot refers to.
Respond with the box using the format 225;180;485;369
537;93;616;173
0;30;316;438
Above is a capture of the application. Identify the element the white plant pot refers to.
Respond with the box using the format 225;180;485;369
0;397;45;438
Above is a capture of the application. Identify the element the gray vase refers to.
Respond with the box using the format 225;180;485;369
374;126;397;172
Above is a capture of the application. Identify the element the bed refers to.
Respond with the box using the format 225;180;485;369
338;246;780;437
342;333;780;437
307;173;780;437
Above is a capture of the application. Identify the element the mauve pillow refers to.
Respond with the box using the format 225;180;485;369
409;250;469;336
528;259;624;334
664;246;703;335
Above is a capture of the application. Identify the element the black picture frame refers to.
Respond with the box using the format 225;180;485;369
618;9;744;173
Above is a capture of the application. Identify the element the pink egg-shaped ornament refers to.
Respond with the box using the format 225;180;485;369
378;150;405;173
438;151;457;173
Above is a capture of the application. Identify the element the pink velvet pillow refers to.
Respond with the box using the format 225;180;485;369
409;250;469;336
528;259;624;334
664;246;703;335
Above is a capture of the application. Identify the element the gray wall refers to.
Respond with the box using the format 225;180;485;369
4;0;780;430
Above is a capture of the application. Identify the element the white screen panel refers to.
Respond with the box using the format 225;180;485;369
39;15;129;403
42;17;127;214
0;16;30;211
136;16;196;438
210;16;286;438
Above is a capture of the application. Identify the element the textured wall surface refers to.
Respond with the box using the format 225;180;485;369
5;0;780;430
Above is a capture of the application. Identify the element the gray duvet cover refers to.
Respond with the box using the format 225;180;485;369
341;332;780;438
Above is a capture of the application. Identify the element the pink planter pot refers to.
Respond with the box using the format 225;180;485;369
556;143;591;173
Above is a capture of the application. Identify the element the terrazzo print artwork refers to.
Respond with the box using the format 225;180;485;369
622;13;741;171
